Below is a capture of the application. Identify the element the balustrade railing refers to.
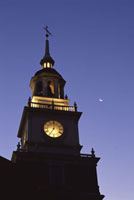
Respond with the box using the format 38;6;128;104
28;97;77;112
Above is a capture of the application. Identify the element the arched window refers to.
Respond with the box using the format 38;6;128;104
47;81;54;97
35;81;43;96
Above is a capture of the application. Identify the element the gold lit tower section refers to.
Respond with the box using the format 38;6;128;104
30;33;76;112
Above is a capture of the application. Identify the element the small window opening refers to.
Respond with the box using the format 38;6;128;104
47;81;54;97
43;62;52;69
36;81;43;96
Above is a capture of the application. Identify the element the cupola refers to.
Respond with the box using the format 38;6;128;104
29;27;69;108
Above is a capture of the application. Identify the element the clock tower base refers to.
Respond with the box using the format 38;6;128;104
11;150;104;200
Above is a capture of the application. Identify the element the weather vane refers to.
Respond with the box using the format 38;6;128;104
43;26;52;38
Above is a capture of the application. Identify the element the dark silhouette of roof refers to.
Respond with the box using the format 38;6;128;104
35;68;65;81
0;156;11;166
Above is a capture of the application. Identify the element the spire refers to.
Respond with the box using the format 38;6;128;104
45;39;50;57
40;26;55;68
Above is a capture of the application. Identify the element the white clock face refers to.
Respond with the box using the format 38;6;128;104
44;120;64;138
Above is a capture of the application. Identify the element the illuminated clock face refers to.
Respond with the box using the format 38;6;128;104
44;120;64;138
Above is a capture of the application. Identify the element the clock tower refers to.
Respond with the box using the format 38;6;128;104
11;29;104;200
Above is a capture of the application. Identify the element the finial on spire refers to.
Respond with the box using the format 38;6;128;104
43;26;52;38
40;26;54;68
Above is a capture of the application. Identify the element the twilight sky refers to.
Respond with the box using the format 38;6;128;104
0;0;134;199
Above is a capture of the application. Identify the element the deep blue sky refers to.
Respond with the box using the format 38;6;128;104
0;0;134;199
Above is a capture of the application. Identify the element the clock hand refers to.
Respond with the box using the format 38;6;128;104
49;121;54;133
50;127;55;134
51;121;55;133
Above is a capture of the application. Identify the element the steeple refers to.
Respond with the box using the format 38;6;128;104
40;26;55;68
10;30;104;200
